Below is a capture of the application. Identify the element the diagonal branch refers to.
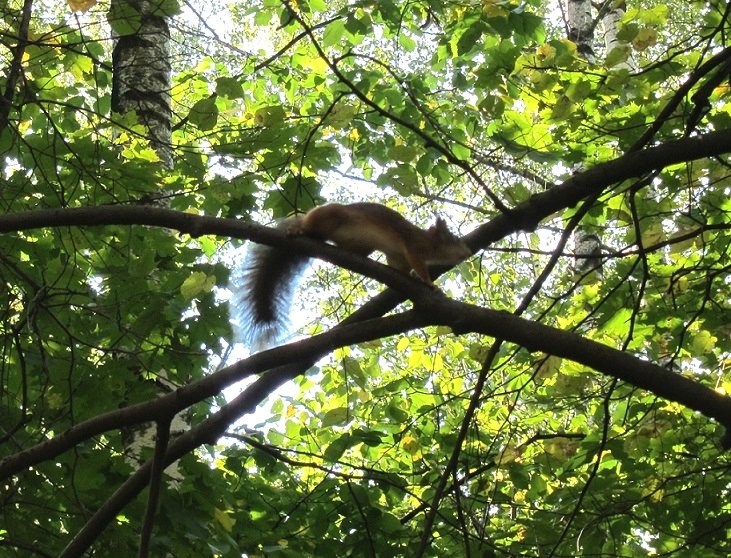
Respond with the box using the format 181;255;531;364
282;0;511;214
0;128;729;248
137;419;171;558
2;128;731;480
0;310;430;480
0;0;34;132
57;296;731;556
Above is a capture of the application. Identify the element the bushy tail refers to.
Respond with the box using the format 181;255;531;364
230;217;310;350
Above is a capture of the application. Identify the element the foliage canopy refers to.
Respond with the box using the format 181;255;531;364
1;0;730;556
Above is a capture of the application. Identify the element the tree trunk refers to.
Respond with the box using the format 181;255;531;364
109;0;184;480
565;0;603;279
566;0;595;61
110;0;173;169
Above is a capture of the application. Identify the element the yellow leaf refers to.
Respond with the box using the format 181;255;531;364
254;105;285;127
543;438;579;459
559;38;578;55
633;28;657;51
180;271;215;300
213;508;236;532
497;444;522;466
67;0;96;12
402;435;421;456
535;354;561;380
536;43;557;64
482;0;508;17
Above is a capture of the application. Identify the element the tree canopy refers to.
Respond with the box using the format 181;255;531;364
1;0;730;556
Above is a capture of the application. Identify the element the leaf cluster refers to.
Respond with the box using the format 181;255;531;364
1;0;731;556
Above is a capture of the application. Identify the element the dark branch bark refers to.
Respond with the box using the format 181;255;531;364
57;313;428;558
423;300;731;439
137;419;171;558
0;312;430;480
1;128;729;249
4;129;731;555
0;0;34;132
58;299;731;556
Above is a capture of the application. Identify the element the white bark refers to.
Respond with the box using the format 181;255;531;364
110;0;173;169
601;0;634;71
110;1;184;481
565;0;603;277
566;0;595;62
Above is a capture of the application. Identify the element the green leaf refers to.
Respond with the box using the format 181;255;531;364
323;19;346;47
188;96;219;131
107;2;142;35
152;0;182;17
457;20;485;55
322;407;349;427
398;33;417;52
215;77;243;99
323;433;352;462
253;105;286;126
606;45;632;67
180;271;215;300
5;3;731;556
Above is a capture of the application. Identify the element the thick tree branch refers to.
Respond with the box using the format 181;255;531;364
1;128;729;251
422;299;731;441
10;273;726;486
2;129;731;482
5;127;731;555
58;296;731;556
0;311;429;480
59;376;276;558
634;46;731;148
471;127;731;243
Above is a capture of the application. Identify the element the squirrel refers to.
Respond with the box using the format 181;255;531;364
231;202;471;349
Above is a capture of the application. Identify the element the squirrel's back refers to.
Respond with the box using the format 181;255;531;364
231;202;470;350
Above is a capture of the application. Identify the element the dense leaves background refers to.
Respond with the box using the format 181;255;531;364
1;0;730;556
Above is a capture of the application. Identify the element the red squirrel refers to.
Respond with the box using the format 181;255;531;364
232;202;471;349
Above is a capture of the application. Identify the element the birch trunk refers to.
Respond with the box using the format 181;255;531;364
109;0;185;481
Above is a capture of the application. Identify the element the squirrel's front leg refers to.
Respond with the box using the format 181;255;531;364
397;253;437;289
410;268;437;289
